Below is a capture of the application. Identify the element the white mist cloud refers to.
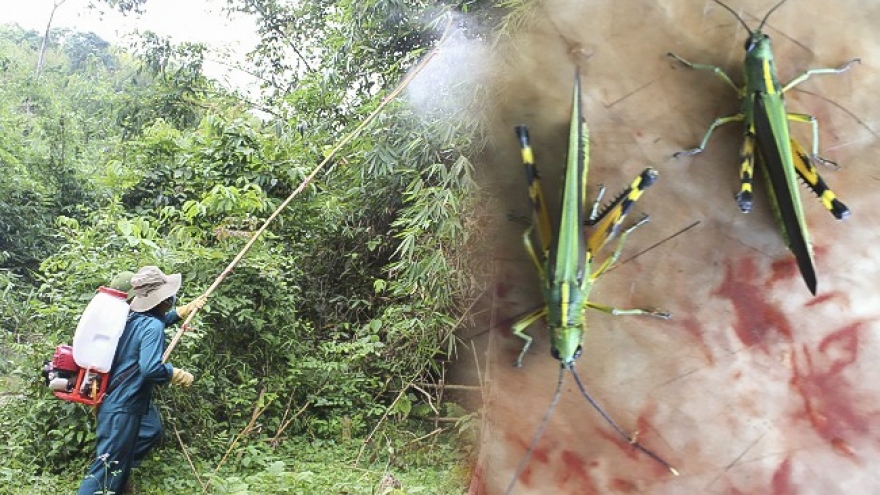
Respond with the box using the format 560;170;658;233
405;13;489;123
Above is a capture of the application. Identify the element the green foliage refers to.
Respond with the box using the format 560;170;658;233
113;32;213;139
229;0;437;107
0;435;468;494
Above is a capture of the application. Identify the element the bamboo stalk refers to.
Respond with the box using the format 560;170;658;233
412;383;482;391
173;425;207;491
202;388;273;494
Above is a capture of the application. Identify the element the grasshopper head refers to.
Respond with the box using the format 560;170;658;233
550;326;583;366
744;32;771;56
713;0;786;57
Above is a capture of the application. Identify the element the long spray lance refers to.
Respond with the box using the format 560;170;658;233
162;14;454;363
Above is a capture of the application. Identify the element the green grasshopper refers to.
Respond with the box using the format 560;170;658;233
505;72;676;494
668;0;857;295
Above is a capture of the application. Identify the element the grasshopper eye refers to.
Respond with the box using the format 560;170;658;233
573;346;583;360
550;347;561;360
743;38;754;52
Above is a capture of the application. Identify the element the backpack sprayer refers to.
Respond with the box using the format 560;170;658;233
41;286;130;406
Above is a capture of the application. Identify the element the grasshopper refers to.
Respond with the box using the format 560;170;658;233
668;0;857;295
505;72;676;494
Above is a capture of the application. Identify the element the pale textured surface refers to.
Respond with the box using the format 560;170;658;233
468;1;880;494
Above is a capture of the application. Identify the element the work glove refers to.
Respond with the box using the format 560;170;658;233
176;294;208;318
171;368;195;387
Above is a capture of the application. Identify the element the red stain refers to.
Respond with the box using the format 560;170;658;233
789;323;868;455
769;257;799;287
832;437;856;457
559;450;597;492
770;457;796;495
505;434;551;488
769;245;830;288
598;428;640;462
532;446;550;465
714;258;793;352
679;316;715;364
504;426;550;464
596;409;646;463
609;478;637;493
635;406;658;434
520;464;533;487
594;407;673;477
817;324;861;373
804;291;840;308
728;458;800;495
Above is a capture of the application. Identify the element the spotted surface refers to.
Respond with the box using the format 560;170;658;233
466;0;880;493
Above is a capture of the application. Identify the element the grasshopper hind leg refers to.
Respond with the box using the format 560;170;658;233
785;113;851;220
790;138;851;220
735;129;757;213
587;168;657;228
587;168;658;269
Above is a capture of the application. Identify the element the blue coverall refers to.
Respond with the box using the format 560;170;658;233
77;310;180;495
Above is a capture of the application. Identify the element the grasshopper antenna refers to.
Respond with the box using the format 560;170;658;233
570;367;679;476
712;0;753;33
504;366;565;495
757;0;790;32
611;220;701;271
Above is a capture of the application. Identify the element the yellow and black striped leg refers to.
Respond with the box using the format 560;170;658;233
516;125;553;253
674;114;744;158
790;138;851;220
586;168;658;255
735;129;757;213
512;307;548;367
585;301;671;319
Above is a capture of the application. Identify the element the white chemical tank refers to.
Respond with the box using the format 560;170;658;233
72;287;130;372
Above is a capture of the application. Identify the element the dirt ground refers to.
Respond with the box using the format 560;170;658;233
454;1;880;494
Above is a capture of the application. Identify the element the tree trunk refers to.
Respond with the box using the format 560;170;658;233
36;0;68;79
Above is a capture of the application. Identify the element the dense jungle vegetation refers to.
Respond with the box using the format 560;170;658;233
0;1;496;493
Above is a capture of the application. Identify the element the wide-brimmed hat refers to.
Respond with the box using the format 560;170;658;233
108;270;136;299
129;266;182;312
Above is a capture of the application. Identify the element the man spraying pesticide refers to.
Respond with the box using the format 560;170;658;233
76;25;451;492
75;266;206;495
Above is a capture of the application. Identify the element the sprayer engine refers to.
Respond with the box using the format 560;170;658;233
42;345;78;392
41;344;108;405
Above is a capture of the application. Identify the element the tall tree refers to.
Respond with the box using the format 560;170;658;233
35;0;68;78
35;0;148;77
